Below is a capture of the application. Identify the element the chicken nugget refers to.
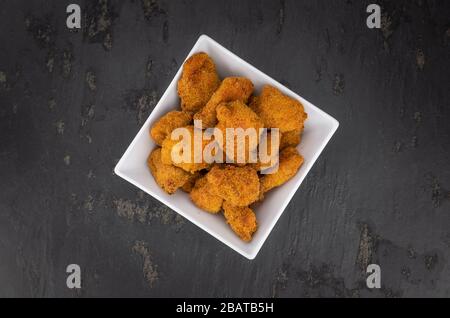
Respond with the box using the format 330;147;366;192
280;129;302;149
190;176;223;213
181;172;201;193
223;201;257;242
248;95;260;113
260;147;304;194
150;111;192;146
147;148;191;194
161;125;211;173
194;77;254;128
206;165;260;206
251;85;307;133
177;52;220;113
216;100;264;163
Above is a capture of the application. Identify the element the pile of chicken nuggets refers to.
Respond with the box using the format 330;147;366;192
147;52;307;242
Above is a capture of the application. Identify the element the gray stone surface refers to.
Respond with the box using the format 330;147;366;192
0;0;449;297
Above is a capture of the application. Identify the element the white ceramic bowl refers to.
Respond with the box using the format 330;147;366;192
114;35;339;259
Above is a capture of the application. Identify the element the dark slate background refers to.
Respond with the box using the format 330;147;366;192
0;0;449;297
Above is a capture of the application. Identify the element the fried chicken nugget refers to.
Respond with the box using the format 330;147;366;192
216;100;264;163
260;147;304;194
190;176;223;213
147;148;191;194
181;172;201;193
280;129;302;149
206;165;260;206
161;125;211;173
247;95;260;113
150;111;192;146
251;85;307;133
194;77;254;128
178;52;220;113
223;201;257;242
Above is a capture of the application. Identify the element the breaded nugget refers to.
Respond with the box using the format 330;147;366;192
150;111;192;146
280;129;302;149
177;52;220;113
181;172;201;193
147;148;191;194
216;100;264;163
216;100;263;130
161;125;211;173
251;85;307;133
223;201;257;242
206;165;260;206
248;95;260;114
194;77;254;128
190;176;223;213
260;147;304;194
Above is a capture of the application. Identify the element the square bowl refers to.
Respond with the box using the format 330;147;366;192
114;34;339;259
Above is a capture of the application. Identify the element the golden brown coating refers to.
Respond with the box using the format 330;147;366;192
206;165;260;206
177;52;220;113
248;95;260;114
194;77;254;128
280;129;302;149
216;100;263;130
161;125;211;173
147;148;191;194
215;100;264;163
190;176;223;213
181;172;201;193
260;147;304;194
251;85;307;133
223;201;257;242
150;111;192;146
